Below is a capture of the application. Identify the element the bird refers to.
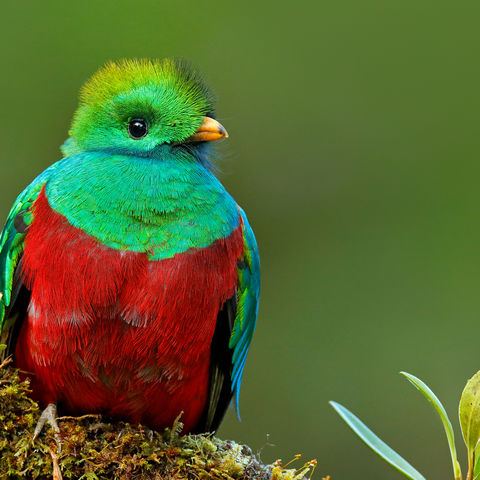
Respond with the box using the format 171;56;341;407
0;58;260;434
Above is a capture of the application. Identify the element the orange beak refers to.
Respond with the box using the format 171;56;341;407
186;117;229;142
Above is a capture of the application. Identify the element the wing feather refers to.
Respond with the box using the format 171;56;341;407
230;209;260;415
0;161;63;352
196;208;260;432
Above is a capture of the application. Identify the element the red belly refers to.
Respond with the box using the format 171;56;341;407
15;189;243;432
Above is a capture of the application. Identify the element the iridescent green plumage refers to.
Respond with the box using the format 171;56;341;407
45;151;239;259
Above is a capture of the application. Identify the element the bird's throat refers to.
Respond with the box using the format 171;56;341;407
44;150;239;259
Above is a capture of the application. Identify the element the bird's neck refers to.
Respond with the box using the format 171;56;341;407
45;149;239;260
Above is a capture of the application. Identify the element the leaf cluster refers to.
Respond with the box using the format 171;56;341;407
331;369;480;480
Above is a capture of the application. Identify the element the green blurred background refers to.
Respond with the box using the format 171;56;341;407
1;1;480;478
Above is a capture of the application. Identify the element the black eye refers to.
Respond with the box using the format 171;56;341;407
127;118;148;139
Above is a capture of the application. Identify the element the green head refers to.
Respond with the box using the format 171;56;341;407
67;58;227;157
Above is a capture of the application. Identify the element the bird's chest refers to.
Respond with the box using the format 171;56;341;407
16;189;244;428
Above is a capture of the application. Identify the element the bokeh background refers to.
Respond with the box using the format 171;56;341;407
1;1;480;478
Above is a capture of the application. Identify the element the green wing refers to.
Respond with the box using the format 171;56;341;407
201;208;260;432
0;161;63;348
230;208;260;411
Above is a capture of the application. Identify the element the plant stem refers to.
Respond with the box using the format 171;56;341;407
467;451;475;480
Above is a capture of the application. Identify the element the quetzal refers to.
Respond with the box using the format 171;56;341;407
0;58;259;434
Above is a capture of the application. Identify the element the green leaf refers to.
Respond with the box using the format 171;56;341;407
330;401;426;480
460;371;480;451
459;370;480;479
474;446;480;479
400;371;462;480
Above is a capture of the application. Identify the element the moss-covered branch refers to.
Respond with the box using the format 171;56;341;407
0;359;319;480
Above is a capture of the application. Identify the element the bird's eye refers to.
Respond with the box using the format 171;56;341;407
127;118;148;139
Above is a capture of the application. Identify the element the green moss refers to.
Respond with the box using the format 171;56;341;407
0;359;318;480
